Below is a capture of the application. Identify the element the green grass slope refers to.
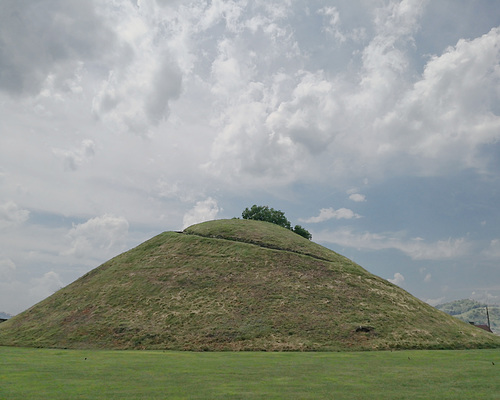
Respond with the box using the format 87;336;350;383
1;219;499;350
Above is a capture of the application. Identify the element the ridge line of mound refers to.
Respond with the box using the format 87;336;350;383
182;230;332;262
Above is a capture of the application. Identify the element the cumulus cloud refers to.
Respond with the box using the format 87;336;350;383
201;0;432;183
0;269;64;314
156;178;187;201
318;6;345;43
315;229;470;260
349;193;366;202
29;271;64;299
0;201;30;229
266;70;342;155
481;239;500;259
182;198;219;229
348;0;427;116
52;139;95;171
201;0;500;185
155;0;183;7
64;214;129;258
0;0;114;95
388;272;405;287
92;52;183;135
146;58;183;124
4;0;490;189
471;290;500;304
3;0;499;188
317;6;366;44
378;26;500;173
301;207;361;223
0;258;16;280
425;297;445;307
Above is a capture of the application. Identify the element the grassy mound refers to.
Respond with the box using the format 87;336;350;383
1;219;499;350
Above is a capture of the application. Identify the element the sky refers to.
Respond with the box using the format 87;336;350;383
1;0;500;315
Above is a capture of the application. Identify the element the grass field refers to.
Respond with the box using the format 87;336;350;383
1;347;498;399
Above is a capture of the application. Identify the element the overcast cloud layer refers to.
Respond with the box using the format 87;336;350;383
1;0;500;314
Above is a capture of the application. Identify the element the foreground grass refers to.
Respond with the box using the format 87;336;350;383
1;347;499;399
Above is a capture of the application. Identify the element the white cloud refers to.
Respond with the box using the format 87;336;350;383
315;229;471;260
471;291;500;305
266;70;341;155
482;239;500;259
52;139;95;171
425;297;446;307
0;0;115;95
301;207;361;223
424;273;432;283
182;198;220;229
0;266;64;315
0;258;16;280
352;0;427;112
91;21;183;136
388;272;405;287
200;0;440;185
2;1;498;198
29;271;64;300
317;5;366;44
349;193;366;202
378;26;500;174
64;214;129;259
318;6;345;43
155;178;194;203
0;201;30;229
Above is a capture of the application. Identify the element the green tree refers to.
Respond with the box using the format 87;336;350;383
242;205;291;229
242;205;312;240
292;224;312;240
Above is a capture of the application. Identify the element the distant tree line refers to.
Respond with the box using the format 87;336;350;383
437;299;487;316
241;205;312;240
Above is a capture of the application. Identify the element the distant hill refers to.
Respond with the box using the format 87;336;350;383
1;219;500;350
436;299;500;334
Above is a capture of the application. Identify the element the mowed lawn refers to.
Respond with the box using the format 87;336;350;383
0;347;499;399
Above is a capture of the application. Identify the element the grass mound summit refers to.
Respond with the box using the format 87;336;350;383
1;219;499;350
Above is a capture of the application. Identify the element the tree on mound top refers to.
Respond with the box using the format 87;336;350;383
242;205;312;240
292;224;312;240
